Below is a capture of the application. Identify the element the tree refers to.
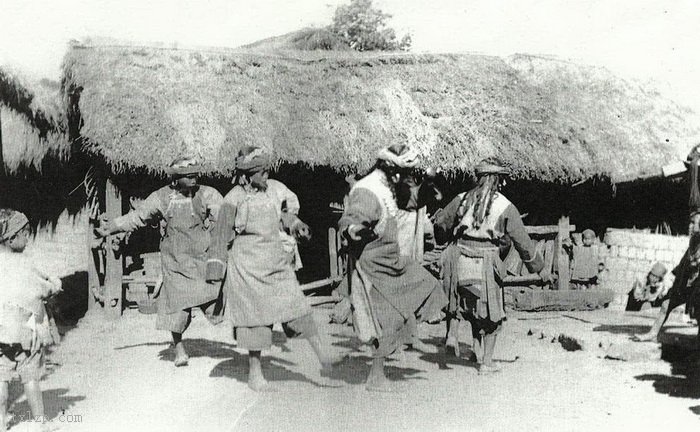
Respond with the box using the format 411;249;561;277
331;0;412;51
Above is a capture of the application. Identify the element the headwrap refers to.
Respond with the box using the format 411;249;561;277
0;210;29;242
167;156;202;177
474;159;510;177
582;229;596;241
649;262;667;278
235;147;271;173
376;145;420;169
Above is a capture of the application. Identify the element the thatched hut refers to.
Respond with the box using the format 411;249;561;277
62;44;700;182
60;42;700;313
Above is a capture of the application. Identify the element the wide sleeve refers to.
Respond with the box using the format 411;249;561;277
269;179;300;215
338;188;383;238
502;203;544;273
31;265;62;298
206;201;237;281
433;193;463;245
110;190;164;234
202;186;224;228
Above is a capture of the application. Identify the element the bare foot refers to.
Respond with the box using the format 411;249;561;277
478;363;501;375
320;353;349;369
248;377;276;392
320;354;350;378
445;339;460;357
406;339;432;353
174;342;189;367
632;333;657;342
365;377;398;393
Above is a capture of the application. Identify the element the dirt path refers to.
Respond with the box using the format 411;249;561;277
5;307;700;431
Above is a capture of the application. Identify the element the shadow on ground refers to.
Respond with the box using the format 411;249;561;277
209;354;334;388
114;330;291;357
327;333;430;384
635;346;700;416
7;387;85;428
417;336;479;371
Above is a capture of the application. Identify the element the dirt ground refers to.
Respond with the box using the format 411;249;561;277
4;304;700;432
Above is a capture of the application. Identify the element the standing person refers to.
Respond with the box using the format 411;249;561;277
96;156;224;367
208;146;340;392
633;211;700;342
339;144;447;392
434;159;546;373
0;209;62;431
395;167;441;265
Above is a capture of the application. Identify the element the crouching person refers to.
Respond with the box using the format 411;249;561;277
634;211;700;342
208;146;342;391
0;210;62;430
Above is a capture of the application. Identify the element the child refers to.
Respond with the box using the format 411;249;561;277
570;229;602;290
0;209;62;430
626;262;671;311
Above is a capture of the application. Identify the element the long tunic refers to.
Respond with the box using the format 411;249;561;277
395;207;435;263
0;252;57;350
339;170;446;355
112;185;223;313
570;245;602;282
210;179;311;327
435;191;543;323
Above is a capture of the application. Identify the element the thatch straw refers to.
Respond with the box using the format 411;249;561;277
0;67;69;173
0;107;69;172
62;44;700;183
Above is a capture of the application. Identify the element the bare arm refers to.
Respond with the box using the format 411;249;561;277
433;193;463;245
102;190;164;235
502;204;544;274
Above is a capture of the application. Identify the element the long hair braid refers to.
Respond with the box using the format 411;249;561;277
456;174;500;231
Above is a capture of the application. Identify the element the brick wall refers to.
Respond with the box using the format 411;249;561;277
600;228;688;303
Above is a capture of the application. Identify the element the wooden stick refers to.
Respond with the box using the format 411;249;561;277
105;178;123;318
86;218;100;312
503;274;543;284
328;227;338;279
300;276;343;293
526;224;576;235
556;216;572;291
309;295;342;306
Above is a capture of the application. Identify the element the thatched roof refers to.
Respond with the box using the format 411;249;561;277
0;67;69;173
61;43;700;182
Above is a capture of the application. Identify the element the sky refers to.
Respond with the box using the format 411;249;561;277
1;0;700;109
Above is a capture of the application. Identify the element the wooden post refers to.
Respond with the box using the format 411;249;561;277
543;239;555;288
0;108;5;176
336;228;346;278
556;216;571;291
86;216;100;312
328;227;338;279
104;178;123;318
